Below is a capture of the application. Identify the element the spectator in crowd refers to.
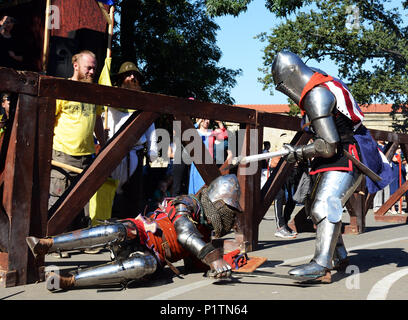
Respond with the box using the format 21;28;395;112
106;61;158;217
0;93;10;138
263;141;271;153
169;128;190;196
49;50;106;234
1;92;10;118
373;141;390;211
0;15;23;69
213;122;232;171
402;153;408;211
261;141;271;187
167;138;175;177
262;139;309;239
188;118;211;195
272;163;304;239
164;174;173;196
152;179;171;207
275;163;311;238
188;119;228;195
389;148;406;214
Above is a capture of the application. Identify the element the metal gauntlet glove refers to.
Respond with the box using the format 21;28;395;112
284;138;337;163
284;144;303;163
202;247;232;279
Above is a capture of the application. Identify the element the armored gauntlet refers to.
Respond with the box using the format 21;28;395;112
202;247;232;279
285;138;337;163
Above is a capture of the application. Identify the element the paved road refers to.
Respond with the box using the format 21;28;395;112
1;207;407;305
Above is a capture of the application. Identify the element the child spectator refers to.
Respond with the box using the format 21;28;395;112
152;179;171;206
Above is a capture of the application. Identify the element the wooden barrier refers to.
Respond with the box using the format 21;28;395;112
0;66;407;287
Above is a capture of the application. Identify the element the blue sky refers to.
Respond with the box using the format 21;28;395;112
214;1;281;105
213;1;341;105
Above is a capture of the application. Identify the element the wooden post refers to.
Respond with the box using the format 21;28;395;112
27;97;55;283
1;95;39;287
252;122;263;245
235;123;259;252
345;190;365;234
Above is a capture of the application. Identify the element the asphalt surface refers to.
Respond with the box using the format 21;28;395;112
1;206;407;307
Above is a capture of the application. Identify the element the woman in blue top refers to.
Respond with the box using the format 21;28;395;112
188;119;212;194
188;119;229;195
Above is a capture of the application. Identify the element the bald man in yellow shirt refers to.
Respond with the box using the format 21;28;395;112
49;51;106;230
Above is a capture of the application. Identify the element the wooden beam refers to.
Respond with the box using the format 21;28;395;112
27;97;55;283
47;111;159;236
370;129;408;145
375;180;408;216
0;68;39;96
38;77;257;125
385;142;399;161
1;95;39;286
257;111;301;132
236;123;260;251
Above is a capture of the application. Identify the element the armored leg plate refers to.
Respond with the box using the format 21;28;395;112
50;223;127;253
72;251;158;288
288;261;331;283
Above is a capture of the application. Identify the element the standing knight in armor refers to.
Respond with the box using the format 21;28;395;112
26;174;241;291
272;51;391;282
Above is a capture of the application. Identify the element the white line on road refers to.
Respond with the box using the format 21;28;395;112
367;268;408;300
144;236;408;300
144;279;215;300
279;236;408;266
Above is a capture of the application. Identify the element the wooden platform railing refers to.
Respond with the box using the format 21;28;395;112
0;66;407;287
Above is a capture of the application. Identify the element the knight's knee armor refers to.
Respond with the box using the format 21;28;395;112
309;171;361;268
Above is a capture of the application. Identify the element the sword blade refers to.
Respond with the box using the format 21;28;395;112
231;148;290;166
232;270;298;280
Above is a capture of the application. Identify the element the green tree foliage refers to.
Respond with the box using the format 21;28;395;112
206;1;408;131
257;0;408;130
205;0;311;17
112;0;241;105
206;0;252;17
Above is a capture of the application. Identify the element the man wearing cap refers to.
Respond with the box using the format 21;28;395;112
106;62;158;216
